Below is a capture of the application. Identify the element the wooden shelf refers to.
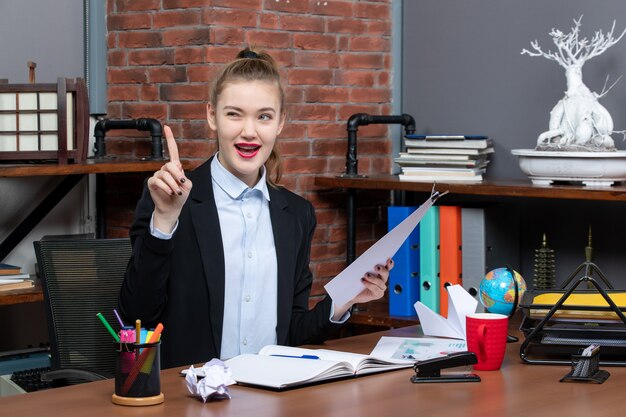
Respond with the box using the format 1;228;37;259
0;158;204;307
317;174;626;329
0;281;43;306
314;175;626;202
0;158;201;177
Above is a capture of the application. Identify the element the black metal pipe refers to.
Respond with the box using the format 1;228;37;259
93;118;164;160
344;113;416;177
343;113;416;265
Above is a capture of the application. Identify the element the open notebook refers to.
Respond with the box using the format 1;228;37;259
223;345;413;389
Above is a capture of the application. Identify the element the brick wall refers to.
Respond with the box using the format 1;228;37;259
105;0;394;306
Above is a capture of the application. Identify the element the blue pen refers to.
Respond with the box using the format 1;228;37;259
270;354;320;360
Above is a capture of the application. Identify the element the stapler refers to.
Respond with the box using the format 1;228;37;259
411;351;481;383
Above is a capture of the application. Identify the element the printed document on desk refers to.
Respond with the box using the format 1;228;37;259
370;336;467;361
324;188;446;307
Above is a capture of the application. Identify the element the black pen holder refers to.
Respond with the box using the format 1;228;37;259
111;342;164;406
560;348;610;384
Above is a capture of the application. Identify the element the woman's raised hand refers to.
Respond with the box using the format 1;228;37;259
332;258;394;321
147;125;193;233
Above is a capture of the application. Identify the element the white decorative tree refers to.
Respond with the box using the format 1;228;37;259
522;16;626;151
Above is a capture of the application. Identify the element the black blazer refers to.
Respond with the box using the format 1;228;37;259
119;158;341;368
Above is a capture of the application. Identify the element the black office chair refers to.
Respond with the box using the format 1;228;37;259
34;237;132;385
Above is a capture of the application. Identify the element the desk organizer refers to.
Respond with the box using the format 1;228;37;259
112;342;164;406
519;267;626;366
560;349;610;383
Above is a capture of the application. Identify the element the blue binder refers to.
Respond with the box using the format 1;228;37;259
419;206;440;313
387;206;420;316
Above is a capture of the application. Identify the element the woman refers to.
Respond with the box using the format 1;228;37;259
119;48;392;368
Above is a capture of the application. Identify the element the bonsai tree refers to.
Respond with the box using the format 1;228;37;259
522;16;626;151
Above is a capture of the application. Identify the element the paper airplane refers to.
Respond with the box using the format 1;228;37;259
414;284;478;340
324;187;447;308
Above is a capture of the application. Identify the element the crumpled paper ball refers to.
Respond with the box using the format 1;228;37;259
185;359;236;402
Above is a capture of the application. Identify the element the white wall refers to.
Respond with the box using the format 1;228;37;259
0;0;84;83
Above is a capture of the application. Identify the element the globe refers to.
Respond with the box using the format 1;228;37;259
479;267;527;316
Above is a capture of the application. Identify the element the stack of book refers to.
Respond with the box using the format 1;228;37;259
0;263;33;292
395;134;494;182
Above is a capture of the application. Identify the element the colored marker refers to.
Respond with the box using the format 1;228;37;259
96;312;120;342
113;309;125;328
147;323;164;343
140;323;165;374
135;319;141;345
119;327;135;343
119;327;135;373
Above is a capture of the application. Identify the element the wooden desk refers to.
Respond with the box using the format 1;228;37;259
1;325;624;417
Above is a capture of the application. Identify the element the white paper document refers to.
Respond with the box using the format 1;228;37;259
0;279;25;284
370;336;467;362
414;284;478;340
324;188;446;307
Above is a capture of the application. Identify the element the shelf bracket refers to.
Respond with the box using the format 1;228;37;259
0;175;84;261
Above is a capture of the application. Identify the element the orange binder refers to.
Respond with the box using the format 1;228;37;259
439;205;462;317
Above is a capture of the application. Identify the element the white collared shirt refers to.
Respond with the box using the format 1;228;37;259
210;156;278;359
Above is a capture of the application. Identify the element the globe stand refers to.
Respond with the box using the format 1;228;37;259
506;265;520;343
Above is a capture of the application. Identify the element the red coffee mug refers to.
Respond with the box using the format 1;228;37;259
466;313;508;371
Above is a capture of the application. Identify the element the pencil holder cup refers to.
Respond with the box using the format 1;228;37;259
111;342;164;406
560;348;610;384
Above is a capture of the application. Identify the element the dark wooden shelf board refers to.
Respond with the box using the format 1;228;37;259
0;159;202;177
314;175;626;202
